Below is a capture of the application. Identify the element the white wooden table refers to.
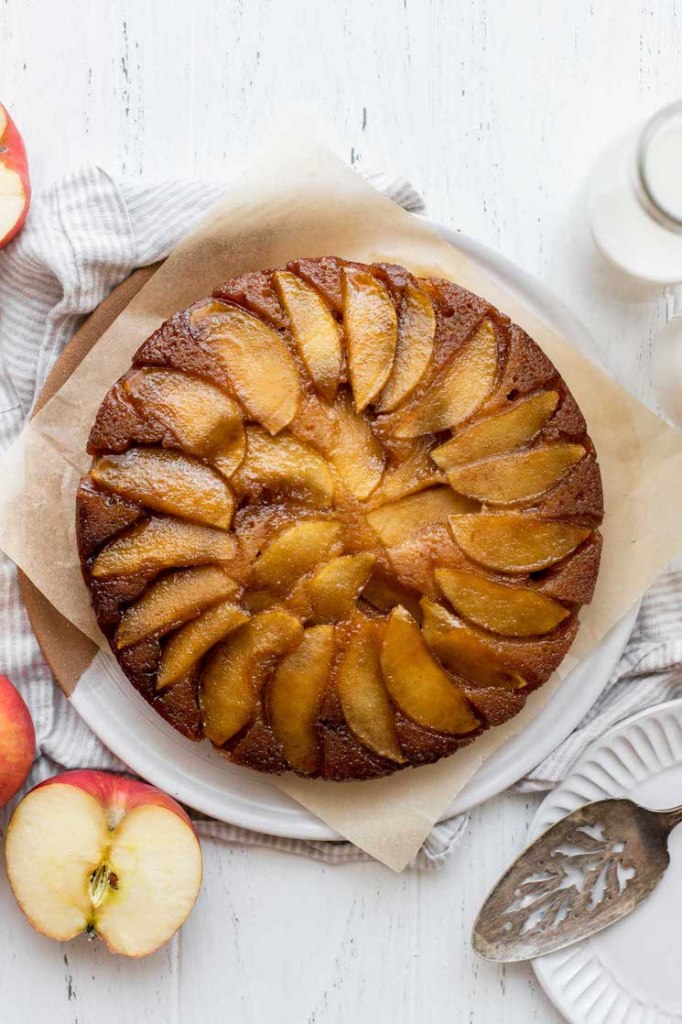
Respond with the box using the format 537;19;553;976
1;1;680;1020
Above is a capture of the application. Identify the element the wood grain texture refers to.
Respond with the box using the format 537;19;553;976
1;0;679;1019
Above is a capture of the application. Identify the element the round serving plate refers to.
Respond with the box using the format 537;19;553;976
23;219;638;840
530;700;682;1024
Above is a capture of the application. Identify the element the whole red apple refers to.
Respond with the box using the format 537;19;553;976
0;674;35;806
5;770;203;957
0;102;31;248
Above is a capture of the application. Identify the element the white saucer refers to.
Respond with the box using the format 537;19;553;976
531;699;682;1024
71;222;637;840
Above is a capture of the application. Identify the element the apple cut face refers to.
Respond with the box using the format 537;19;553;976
329;391;385;500
447;444;586;505
421;598;527;688
251;520;343;596
157;601;249;689
431;390;560;469
115;566;238;649
193;304;301;434
200;609;303;744
449;513;591;573
0;102;31;249
337;617;406;762
91;449;234;529
435;567;570;637
91;516;237;579
268;625;336;774
384;319;498;438
273;271;342;401
233;426;335;508
376;282;436;412
342;268;398;411
307;552;375;622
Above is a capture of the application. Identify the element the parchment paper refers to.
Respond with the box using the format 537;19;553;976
1;133;682;871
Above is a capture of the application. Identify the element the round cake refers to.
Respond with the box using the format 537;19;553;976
76;256;603;780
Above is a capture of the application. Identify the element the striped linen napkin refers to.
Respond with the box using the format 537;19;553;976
1;166;680;868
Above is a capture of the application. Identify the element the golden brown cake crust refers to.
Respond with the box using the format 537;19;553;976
76;256;603;781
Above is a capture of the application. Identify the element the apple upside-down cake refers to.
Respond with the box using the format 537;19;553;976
76;257;603;780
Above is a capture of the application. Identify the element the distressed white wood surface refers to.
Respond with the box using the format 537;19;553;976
1;0;680;1020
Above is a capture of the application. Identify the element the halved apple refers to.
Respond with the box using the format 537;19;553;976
273;271;342;401
115;566;238;649
329;391;385;499
367;487;475;548
268;624;335;773
434;567;569;637
380;607;479;734
91;517;237;579
342;269;397;411
447;444;586;505
194;305;301;434
337;618;405;762
200;609;303;744
387;319;498;438
307;552;376;622
91;449;234;530
122;368;243;458
420;598;526;688
449;513;591;572
431;391;559;468
157;601;249;689
0;102;31;249
376;282;435;412
233;426;334;507
251;520;343;595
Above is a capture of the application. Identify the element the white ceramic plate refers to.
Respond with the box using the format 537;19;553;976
531;700;682;1024
71;221;637;839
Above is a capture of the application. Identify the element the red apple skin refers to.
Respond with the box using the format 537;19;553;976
0;102;31;248
0;674;35;807
33;769;196;832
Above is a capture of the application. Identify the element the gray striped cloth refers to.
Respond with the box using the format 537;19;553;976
1;167;680;869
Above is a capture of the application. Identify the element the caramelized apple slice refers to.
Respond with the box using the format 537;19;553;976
449;513;591;572
421;598;526;688
329;392;385;500
200;609;303;745
447;444;586;505
388;320;498;438
380;607;478;734
367;487;475;548
251;520;343;595
91;449;234;530
432;391;559;468
269;624;335;773
210;428;247;479
123;368;243;457
273;271;342;401
307;553;375;622
194;305;301;434
157;601;249;688
434;568;569;637
369;440;444;506
342;269;397;411
376;282;435;412
337;618;405;762
361;573;423;620
92;517;236;579
233;426;334;507
115;566;238;649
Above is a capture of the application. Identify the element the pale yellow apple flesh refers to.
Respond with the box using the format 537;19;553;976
447;444;585;504
434;567;569;637
273;271;342;401
233;426;335;507
420;598;527;688
432;390;559;468
91;516;237;579
5;785;201;957
377;282;436;412
115;566;238;649
449;513;592;572
269;625;336;773
342;269;397;411
380;607;479;734
337;618;405;762
157;601;249;689
91;448;235;530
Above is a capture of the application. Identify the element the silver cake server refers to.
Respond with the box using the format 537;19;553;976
472;798;682;962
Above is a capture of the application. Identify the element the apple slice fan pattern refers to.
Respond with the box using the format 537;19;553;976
76;256;603;781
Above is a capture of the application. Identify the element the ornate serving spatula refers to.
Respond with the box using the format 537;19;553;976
472;798;682;962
